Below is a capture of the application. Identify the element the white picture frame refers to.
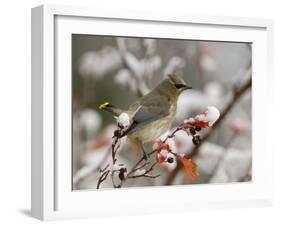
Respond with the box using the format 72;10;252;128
31;4;274;221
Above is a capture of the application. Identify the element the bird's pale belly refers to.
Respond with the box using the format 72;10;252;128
131;116;173;143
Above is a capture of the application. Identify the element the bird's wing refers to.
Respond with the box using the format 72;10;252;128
124;95;171;135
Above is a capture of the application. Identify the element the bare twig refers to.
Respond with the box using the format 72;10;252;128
96;170;110;189
117;149;158;188
163;126;185;142
127;162;160;179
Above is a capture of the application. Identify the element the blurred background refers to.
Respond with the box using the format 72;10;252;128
72;35;252;190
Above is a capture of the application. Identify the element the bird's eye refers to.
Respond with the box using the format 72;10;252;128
174;84;186;89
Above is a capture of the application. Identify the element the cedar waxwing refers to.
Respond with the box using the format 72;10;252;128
99;74;192;159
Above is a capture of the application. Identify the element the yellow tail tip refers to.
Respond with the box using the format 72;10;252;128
99;102;109;109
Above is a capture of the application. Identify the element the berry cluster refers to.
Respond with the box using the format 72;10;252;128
154;142;175;164
188;125;202;145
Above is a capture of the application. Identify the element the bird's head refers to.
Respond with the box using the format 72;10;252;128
168;74;192;92
161;74;192;98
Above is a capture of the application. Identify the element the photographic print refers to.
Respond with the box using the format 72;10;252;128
72;35;252;190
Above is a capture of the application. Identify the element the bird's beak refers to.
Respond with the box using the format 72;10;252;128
184;85;192;90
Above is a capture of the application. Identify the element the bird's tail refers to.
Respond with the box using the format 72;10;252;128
99;102;123;116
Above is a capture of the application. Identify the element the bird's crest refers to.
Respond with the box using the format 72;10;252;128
168;74;185;84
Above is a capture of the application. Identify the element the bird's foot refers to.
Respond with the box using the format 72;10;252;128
142;152;149;161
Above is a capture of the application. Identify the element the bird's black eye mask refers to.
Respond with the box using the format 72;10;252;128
174;84;187;89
